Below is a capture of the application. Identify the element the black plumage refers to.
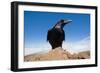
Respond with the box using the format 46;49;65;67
47;19;72;49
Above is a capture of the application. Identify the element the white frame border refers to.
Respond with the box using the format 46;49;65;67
18;5;96;68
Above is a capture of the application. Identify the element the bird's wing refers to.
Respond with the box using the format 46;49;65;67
47;30;50;41
62;30;65;41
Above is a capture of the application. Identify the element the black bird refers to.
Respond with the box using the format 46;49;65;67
47;19;72;49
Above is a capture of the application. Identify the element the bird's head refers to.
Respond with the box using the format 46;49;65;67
59;19;72;28
60;19;72;28
54;19;72;29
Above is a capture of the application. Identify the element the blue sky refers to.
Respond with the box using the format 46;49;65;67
24;11;90;48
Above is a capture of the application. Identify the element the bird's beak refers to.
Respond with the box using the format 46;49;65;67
61;19;72;28
64;20;72;24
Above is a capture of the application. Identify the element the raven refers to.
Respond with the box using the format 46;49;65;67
47;19;72;49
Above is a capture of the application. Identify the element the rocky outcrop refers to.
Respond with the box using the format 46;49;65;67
24;47;90;62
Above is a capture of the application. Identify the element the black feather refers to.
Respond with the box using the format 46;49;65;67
47;19;71;49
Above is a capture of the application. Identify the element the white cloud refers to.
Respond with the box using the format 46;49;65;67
25;36;90;55
25;42;51;56
63;36;90;53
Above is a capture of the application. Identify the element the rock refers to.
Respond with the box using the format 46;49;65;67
24;47;90;62
77;51;90;59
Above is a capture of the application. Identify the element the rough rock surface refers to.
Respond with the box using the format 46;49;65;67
24;47;90;62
